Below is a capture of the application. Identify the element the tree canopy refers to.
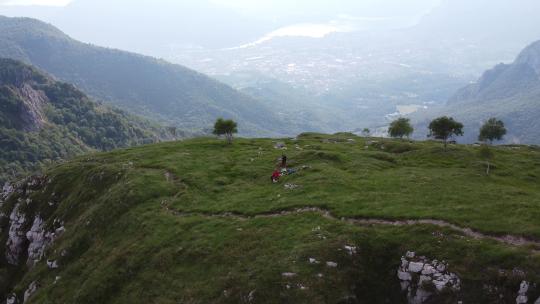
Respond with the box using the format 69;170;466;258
388;118;414;139
213;118;238;144
479;118;507;144
428;116;464;148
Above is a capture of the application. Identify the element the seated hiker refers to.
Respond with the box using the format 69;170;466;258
271;169;281;183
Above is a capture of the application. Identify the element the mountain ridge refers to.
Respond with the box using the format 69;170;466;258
413;39;540;144
0;15;292;137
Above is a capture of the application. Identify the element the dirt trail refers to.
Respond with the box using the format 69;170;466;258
162;204;540;251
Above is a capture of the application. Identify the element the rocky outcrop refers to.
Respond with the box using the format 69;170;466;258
397;251;461;304
23;281;38;303
1;182;14;200
4;176;63;268
26;216;48;267
516;281;529;304
6;203;26;265
6;294;17;304
15;83;48;132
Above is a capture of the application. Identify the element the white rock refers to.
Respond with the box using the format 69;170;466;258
326;261;338;268
436;263;446;272
401;258;409;269
516;295;528;304
47;260;59;269
433;279;448;291
518;281;529;295
54;276;61;284
421;265;436;275
419;275;432;284
344;245;357;255
23;281;38;303
534;296;540;304
397;270;412;281
55;226;65;235
2;182;14;200
282;272;297;278
408;262;424;273
308;258;318;264
26;216;48;266
406;251;416;259
6;294;17;304
6;204;26;265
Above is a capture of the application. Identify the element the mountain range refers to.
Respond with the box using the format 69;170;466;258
414;40;540;144
0;16;301;138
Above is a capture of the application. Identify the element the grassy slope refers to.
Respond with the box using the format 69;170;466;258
5;133;540;303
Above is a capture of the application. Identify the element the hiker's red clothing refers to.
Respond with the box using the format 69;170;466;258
271;170;281;182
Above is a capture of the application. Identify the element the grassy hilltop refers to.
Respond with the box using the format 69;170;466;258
2;133;540;303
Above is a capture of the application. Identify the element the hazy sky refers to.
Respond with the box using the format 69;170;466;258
0;0;445;52
0;0;70;5
1;0;442;18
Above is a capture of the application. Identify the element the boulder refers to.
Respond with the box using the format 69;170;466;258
344;245;357;255
326;261;338;268
397;252;461;304
408;262;425;273
6;294;17;304
422;265;436;275
47;260;59;269
398;270;412;281
516;281;529;304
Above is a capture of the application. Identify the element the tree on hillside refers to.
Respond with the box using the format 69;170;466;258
478;144;495;176
388;118;414;139
213;118;238;144
479;118;507;144
428;116;464;149
361;128;371;137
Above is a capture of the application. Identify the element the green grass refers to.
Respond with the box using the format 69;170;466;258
3;133;540;303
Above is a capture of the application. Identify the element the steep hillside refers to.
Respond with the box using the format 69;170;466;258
1;134;540;303
0;58;163;183
415;40;540;144
0;16;288;137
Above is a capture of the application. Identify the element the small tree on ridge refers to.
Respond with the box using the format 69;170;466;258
428;116;464;149
388;118;414;139
213;118;238;144
479;118;507;145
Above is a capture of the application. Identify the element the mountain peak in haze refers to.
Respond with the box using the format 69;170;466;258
515;40;540;76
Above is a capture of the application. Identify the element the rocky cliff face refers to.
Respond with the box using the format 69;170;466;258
0;176;65;303
13;84;48;132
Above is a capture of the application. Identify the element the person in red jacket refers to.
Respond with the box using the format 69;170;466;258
271;169;281;183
